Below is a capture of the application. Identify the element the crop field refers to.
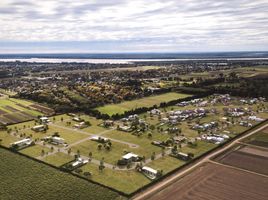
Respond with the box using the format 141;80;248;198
95;92;192;116
244;127;268;148
216;146;268;175
148;162;268;200
0;148;124;200
0;98;52;125
0;94;268;195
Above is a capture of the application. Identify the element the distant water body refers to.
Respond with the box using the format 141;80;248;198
0;52;267;64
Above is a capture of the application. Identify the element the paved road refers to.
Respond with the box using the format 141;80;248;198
133;122;268;200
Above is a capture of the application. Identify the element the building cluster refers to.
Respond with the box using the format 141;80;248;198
192;121;218;131
200;133;229;144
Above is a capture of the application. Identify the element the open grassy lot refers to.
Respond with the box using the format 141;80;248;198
95;92;192;116
79;163;150;194
0;147;124;200
19;145;51;158
43;152;74;167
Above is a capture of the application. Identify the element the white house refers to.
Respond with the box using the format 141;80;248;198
72;158;88;168
40;117;50;124
10;138;34;149
32;124;45;132
122;153;139;162
142;166;158;180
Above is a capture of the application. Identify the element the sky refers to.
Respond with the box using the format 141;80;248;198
0;0;268;53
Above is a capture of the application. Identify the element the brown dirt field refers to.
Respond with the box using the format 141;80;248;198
148;163;268;200
0;109;8;115
219;151;268;175
0;116;11;124
4;105;20;112
30;104;54;114
19;111;35;118
2;114;21;123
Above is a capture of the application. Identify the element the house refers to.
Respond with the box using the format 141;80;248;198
122;153;139;162
32;124;46;132
74;122;88;129
103;120;114;127
118;125;132;132
172;152;191;161
239;121;252;127
40;117;50;124
149;109;161;115
10;138;34;149
90;136;109;143
72;117;84;122
248;116;264;122
72;158;88;168
141;166;158;180
43;136;66;145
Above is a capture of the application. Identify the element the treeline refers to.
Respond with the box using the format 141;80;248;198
85;93;211;120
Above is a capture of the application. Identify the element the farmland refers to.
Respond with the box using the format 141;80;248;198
148;162;268;200
243;127;268;147
216;146;268;175
0;147;124;200
0;97;53;125
0;94;267;195
95;92;192;116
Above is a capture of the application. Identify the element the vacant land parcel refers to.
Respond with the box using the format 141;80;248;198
96;92;192;116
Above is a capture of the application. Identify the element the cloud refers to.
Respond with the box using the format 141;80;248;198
0;0;267;52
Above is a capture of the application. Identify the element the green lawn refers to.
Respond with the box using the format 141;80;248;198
95;92;192;116
146;156;185;174
79;163;150;194
19;145;50;158
0;147;124;200
43;152;74;167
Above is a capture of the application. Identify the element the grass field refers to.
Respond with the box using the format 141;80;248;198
96;92;192;116
0;147;124;200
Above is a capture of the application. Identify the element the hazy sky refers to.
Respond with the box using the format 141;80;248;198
0;0;268;53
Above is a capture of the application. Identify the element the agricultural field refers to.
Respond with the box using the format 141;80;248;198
0;97;53;125
216;145;268;175
243;127;268;148
0;147;124;200
148;162;268;200
95;92;192;116
0;94;267;195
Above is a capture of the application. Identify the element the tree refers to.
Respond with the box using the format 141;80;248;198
151;152;156;160
149;125;155;131
161;147;165;157
99;158;105;172
41;149;45;156
88;152;92;158
97;144;102;150
68;148;71;155
50;146;54;152
147;132;152;138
